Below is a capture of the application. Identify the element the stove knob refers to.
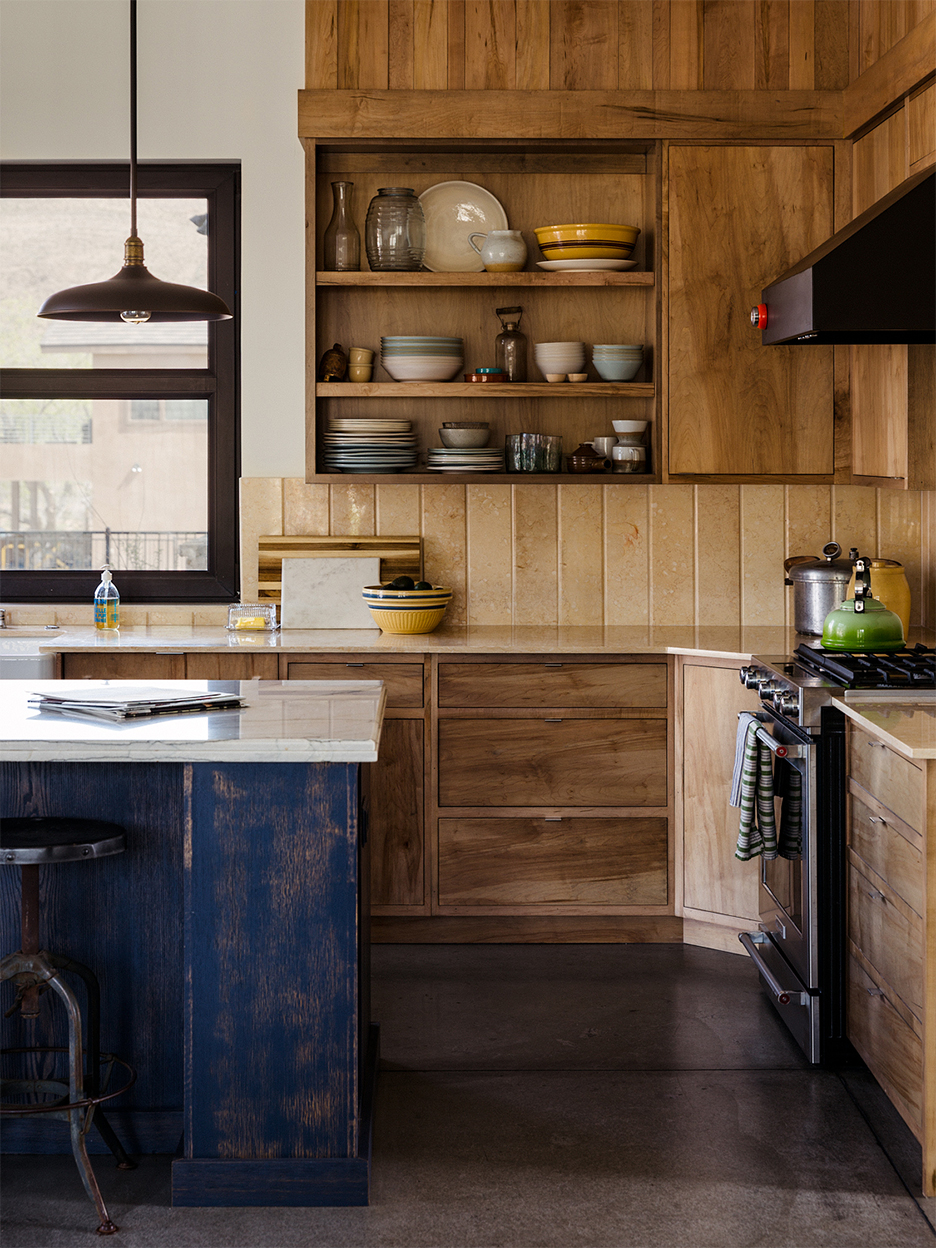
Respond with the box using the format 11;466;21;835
740;665;767;689
759;681;779;701
773;691;799;716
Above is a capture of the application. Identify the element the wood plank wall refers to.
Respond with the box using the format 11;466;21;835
306;0;865;93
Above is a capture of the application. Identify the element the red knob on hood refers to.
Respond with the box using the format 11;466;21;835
750;303;768;329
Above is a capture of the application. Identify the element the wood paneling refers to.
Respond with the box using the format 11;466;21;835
849;858;924;1019
909;81;936;171
844;7;936;134
852;111;907;214
438;717;667;807
368;718;425;907
849;727;924;830
848;782;924;918
848;951;924;1137
60;652;185;680
850;344;909;480
184;654;278;680
437;660;667;708
438;816;668;905
667;145;835;476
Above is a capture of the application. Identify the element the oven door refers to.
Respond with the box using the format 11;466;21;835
738;710;820;1062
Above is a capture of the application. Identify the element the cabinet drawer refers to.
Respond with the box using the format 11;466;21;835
439;817;668;906
848;788;923;917
847;955;923;1138
438;662;667;709
61;652;185;680
849;728;923;831
284;660;423;707
848;862;923;1020
438;718;667;807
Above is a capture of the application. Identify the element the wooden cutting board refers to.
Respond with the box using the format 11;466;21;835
257;535;423;603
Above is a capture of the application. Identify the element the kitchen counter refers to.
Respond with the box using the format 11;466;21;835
0;679;382;1207
23;622;936;659
833;692;936;759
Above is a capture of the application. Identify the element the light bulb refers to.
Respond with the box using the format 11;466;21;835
120;310;151;324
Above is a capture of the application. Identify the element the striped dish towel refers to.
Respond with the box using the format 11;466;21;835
734;720;778;860
777;762;803;861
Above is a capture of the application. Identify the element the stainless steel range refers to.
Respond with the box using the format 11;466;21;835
736;643;935;1064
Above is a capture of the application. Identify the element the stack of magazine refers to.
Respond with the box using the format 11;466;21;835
29;686;246;721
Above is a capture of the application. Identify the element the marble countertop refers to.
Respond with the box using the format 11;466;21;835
8;623;889;660
832;692;936;760
0;679;387;763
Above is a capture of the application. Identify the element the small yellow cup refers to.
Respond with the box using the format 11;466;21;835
349;347;374;364
348;365;373;382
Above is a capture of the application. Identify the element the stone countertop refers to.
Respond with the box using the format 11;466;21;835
0;679;387;764
832;692;936;760
14;623;887;660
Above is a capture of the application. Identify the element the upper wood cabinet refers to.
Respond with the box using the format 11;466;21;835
666;145;836;479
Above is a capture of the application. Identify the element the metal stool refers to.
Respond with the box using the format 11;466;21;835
1;817;137;1235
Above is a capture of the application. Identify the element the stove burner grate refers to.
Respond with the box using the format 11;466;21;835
794;643;936;689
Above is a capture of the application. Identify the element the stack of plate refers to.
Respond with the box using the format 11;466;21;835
534;341;586;378
426;446;505;473
592;343;643;381
323;418;418;473
533;223;640;271
381;336;464;381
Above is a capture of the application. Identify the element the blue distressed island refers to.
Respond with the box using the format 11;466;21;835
0;678;385;1207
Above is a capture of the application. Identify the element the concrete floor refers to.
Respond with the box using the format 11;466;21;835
2;943;934;1247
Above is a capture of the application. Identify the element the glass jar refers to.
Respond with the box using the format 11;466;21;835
494;306;527;381
365;187;426;271
322;181;360;272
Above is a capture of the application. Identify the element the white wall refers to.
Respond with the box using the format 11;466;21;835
0;0;306;479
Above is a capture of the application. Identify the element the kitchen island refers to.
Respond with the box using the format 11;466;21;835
0;679;385;1207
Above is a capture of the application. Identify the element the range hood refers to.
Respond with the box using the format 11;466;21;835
753;168;935;345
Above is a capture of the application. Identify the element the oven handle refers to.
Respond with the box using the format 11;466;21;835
738;713;807;759
739;932;811;1006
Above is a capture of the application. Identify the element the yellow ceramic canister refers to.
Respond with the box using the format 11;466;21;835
845;559;911;638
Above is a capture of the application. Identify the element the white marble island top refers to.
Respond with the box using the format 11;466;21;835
0;679;387;764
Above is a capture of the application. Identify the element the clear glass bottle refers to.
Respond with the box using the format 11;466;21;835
322;181;360;272
494;306;527;382
365;187;426;271
94;566;119;630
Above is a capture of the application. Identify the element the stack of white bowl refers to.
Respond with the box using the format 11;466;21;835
533;341;585;380
380;336;463;382
592;344;643;381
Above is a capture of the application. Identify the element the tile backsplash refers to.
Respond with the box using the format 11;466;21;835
7;480;931;630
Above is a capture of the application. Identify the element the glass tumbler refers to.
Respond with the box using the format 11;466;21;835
365;187;426;271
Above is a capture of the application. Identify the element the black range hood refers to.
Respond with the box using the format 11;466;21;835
754;168;935;345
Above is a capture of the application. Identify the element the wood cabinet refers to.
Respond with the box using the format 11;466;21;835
434;654;673;920
845;721;934;1198
307;142;659;481
679;658;763;952
666;144;836;479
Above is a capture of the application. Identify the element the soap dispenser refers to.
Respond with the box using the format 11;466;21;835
494;306;527;382
94;566;120;630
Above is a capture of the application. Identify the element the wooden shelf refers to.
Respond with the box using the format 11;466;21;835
316;270;654;287
309;471;659;484
318;382;653;398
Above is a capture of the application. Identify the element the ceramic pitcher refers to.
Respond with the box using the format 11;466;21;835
468;229;527;272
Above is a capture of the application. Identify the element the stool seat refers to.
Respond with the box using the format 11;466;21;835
1;817;126;865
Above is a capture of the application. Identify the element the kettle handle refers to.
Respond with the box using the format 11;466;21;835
784;554;818;577
853;556;872;613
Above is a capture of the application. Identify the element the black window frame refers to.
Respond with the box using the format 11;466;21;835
0;162;240;603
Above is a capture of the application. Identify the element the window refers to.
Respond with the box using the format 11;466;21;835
0;164;239;602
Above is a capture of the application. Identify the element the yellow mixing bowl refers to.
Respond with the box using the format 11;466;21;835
365;605;448;634
534;223;640;246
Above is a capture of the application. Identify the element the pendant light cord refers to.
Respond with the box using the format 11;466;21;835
129;0;138;239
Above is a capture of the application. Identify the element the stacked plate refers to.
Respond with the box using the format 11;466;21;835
323;418;418;473
381;336;464;382
426;446;505;473
592;343;643;381
534;340;585;379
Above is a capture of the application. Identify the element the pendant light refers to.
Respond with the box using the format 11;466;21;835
38;0;232;324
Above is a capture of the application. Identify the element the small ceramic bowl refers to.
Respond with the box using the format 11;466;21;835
545;373;567;383
593;359;641;381
612;420;649;435
439;427;490;448
568;373;588;383
348;366;373;382
349;347;375;364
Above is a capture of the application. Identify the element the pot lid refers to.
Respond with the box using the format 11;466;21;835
785;541;853;581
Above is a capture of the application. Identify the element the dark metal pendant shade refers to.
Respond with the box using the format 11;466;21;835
38;0;233;324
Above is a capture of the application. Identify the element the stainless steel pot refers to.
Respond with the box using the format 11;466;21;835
784;541;853;635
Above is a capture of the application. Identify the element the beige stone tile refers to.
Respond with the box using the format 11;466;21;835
329;484;376;536
921;491;936;631
604;484;649;628
512;484;558;627
558;485;604;626
283;480;330;535
421;484;467;625
648;485;694;626
240;478;284;600
376;484;422;537
146;609;195;627
466;484;513;625
193;606;232;627
740;485;786;627
0;604;56;626
785;486;833;631
695;485;740;627
831;485;876;560
877;489;923;625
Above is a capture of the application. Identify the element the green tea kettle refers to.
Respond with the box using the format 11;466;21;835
821;555;906;652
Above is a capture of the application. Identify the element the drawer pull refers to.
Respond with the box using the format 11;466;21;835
866;986;886;998
868;816;887;825
543;817;563;822
543;663;564;668
544;718;563;723
346;663;365;668
866;888;886;902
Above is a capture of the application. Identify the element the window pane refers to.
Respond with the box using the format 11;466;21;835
0;197;209;368
0;397;208;571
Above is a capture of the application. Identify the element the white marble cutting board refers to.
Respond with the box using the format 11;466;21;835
279;556;381;629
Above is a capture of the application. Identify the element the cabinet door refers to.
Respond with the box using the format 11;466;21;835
668;145;834;476
367;718;425;909
61;653;185;679
185;654;278;680
681;661;761;921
